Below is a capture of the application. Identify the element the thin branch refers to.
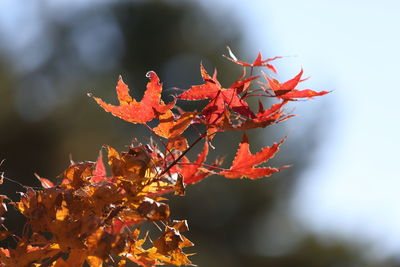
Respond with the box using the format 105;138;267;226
159;133;206;177
40;251;69;267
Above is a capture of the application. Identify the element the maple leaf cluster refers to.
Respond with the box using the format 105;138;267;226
0;49;328;267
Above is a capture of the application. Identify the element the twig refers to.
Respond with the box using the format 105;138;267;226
159;133;207;177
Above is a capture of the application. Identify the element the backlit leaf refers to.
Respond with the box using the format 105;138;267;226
264;69;329;100
224;46;281;73
91;72;175;124
219;134;286;179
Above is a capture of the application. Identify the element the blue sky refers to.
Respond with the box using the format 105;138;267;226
204;0;400;258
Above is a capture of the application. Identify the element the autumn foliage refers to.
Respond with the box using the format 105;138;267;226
0;48;328;266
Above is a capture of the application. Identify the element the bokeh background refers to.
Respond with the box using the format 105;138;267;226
0;0;399;266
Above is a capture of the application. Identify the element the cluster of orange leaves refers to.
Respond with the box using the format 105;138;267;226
0;49;328;267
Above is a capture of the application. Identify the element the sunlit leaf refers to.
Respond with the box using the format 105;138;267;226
219;134;287;179
91;72;175;124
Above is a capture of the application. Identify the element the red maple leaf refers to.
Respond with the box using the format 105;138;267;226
178;64;254;126
219;134;286;179
91;72;175;124
171;141;213;185
110;218;143;234
91;150;108;183
264;69;329;100
220;101;292;131
229;68;259;94
224;46;281;73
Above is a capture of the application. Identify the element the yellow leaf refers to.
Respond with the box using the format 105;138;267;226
55;200;69;221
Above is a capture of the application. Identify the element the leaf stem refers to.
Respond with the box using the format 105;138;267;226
159;133;206;177
177;162;226;171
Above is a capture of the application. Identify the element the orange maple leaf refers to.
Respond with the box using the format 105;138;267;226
219;134;286;179
153;110;196;151
91;72;175;124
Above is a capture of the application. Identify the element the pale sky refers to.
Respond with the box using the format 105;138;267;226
206;0;400;259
